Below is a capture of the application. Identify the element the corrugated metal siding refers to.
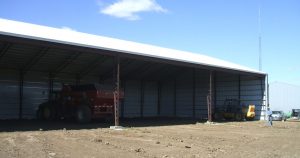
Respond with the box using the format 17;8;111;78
0;70;64;119
240;76;265;120
22;72;62;119
215;73;266;120
0;69;265;120
160;81;175;117
22;72;47;119
195;70;209;119
176;70;193;117
123;80;141;118
0;80;19;119
143;81;158;117
23;81;48;119
215;73;239;109
0;70;19;119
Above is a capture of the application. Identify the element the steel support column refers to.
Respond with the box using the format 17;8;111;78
173;79;177;117
121;80;125;118
260;75;268;120
266;75;269;108
19;70;24;120
207;71;214;122
157;81;161;116
114;56;120;126
266;75;269;120
192;68;196;118
260;76;265;105
213;72;217;114
48;73;54;101
238;75;241;106
140;80;144;118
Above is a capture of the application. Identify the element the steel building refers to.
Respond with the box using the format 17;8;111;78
269;82;300;113
0;18;267;123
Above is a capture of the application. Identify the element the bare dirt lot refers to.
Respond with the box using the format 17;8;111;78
0;119;299;158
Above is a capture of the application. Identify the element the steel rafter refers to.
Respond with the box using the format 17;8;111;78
0;42;12;61
148;65;174;80
52;51;82;74
100;59;137;81
22;47;49;74
136;64;169;80
78;56;109;78
152;66;186;81
122;62;154;79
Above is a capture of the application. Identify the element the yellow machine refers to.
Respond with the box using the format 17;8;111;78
214;99;256;121
245;105;255;120
243;105;255;120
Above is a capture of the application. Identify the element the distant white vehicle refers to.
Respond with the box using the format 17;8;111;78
272;111;286;121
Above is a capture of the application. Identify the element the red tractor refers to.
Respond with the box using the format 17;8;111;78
37;84;124;123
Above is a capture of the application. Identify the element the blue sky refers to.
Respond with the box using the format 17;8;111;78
0;0;299;85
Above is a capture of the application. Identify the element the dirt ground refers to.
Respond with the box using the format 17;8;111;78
0;119;299;158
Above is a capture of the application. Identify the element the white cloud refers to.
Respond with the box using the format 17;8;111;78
61;26;77;32
100;0;167;20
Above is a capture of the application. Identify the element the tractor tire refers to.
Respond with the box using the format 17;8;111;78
235;114;242;121
214;113;223;121
246;117;255;121
43;105;55;121
36;107;44;120
76;106;91;124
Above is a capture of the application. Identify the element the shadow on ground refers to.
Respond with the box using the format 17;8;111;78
0;117;205;132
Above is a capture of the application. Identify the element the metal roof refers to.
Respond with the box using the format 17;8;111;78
0;18;266;75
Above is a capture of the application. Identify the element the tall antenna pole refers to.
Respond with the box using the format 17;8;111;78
258;2;262;71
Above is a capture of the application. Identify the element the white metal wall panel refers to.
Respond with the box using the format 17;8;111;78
0;70;19;119
0;70;64;119
240;76;265;120
23;73;46;119
23;81;48;119
143;81;158;117
123;80;141;118
22;72;55;119
160;81;175;117
0;80;19;119
195;70;209;119
176;71;193;117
